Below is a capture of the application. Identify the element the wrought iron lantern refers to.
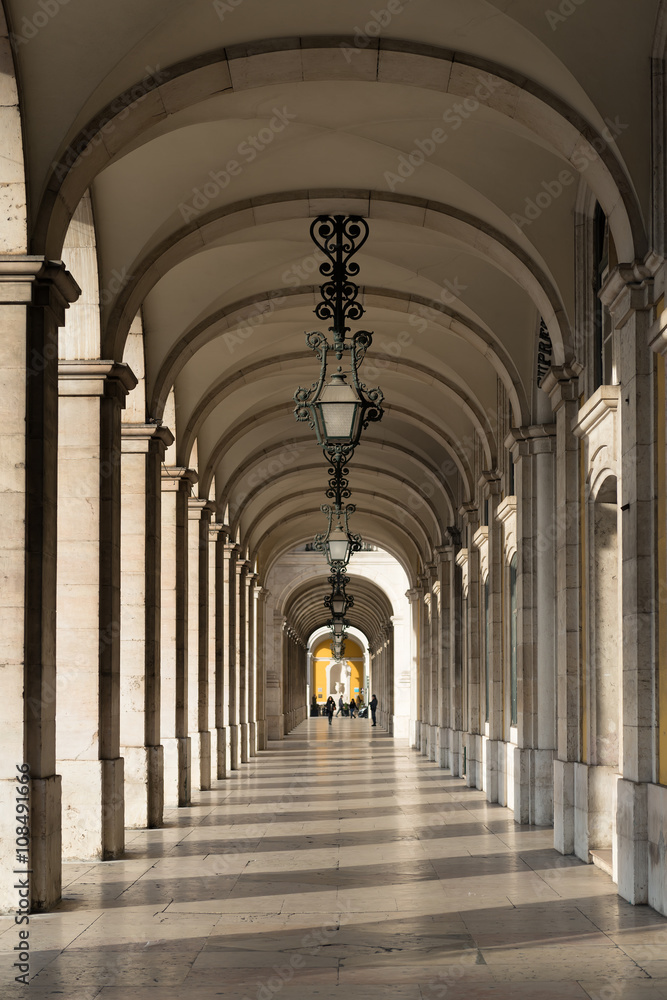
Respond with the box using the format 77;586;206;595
294;215;383;454
314;503;362;570
324;571;354;618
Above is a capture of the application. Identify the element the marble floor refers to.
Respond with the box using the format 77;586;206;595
3;721;667;999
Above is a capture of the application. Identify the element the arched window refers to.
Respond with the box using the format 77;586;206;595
510;554;518;727
593;203;616;387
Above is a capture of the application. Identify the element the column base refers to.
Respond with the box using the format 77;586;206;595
483;738;500;803
189;732;203;793
617;777;648;905
199;730;212;790
574;762;617;863
249;722;257;757
229;724;240;769
256;719;266;751
178;737;191;806
267;715;284;741
59;758;124;860
648;782;667;915
513;747;555;826
163;737;180;808
464;734;482;788
437;727;448;769
216;727;228;779
240;723;249;764
27;774;62;913
122;745;162;829
553;759;575;855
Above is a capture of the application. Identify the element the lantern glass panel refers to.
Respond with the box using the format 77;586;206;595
332;594;345;615
317;372;359;444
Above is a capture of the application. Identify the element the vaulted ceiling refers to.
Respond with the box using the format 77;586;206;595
6;0;658;587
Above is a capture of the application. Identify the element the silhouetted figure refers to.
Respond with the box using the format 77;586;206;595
349;697;357;719
310;695;319;717
370;694;378;727
325;696;335;726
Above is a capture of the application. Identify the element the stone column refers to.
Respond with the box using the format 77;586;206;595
543;367;582;854
161;466;197;807
120;422;173;829
482;473;503;803
247;573;258;756
255;588;269;750
215;529;232;776
208;521;225;778
237;558;250;763
225;541;241;769
507;425;557;826
602;264;656;904
266;610;285;740
461;503;482;789
406;589;420;746
56;360;137;861
187;498;215;791
0;259;79;912
435;544;454;768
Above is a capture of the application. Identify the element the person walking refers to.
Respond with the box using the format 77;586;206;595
349;696;357;719
325;696;335;726
336;695;344;717
370;694;378;727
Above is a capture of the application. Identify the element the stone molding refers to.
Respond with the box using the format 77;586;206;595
472;526;489;582
496;495;518;563
58;360;137;402
573;385;620;501
0;256;80;320
506;424;557;457
455;547;469;597
599;260;656;327
542;366;580;412
187;497;215;520
161;466;198;492
121;422;174;455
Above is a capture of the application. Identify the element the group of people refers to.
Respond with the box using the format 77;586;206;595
319;694;378;727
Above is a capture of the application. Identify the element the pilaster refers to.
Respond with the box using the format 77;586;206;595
120;422;173;829
160;466;197;807
57;360;137;862
0;258;79;911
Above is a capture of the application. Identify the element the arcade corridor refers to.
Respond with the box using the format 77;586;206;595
3;721;666;999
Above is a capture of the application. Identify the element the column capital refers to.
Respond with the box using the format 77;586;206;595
58;360;138;403
599;259;656;326
479;470;502;495
459;502;479;531
187;497;215;521
224;540;240;558
542;365;581;412
506;424;557;457
444;525;461;548
0;256;80;320
435;544;457;561
208;521;228;543
121;422;174;456
161;466;198;492
406;588;421;604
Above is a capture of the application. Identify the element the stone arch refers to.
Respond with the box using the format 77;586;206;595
33;39;646;269
110;192;575;372
153;282;529;432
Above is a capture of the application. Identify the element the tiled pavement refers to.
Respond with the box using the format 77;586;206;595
3;719;667;999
